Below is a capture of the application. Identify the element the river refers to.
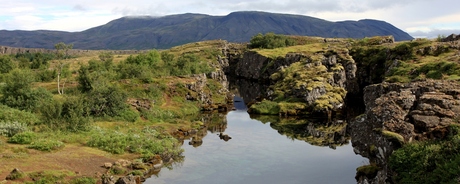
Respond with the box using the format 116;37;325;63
145;99;367;184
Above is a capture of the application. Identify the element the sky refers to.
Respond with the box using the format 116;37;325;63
1;0;459;38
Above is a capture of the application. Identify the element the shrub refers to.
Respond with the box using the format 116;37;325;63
0;105;40;125
39;96;91;132
36;69;56;82
0;69;53;111
119;109;140;122
28;139;65;151
0;55;16;73
8;131;35;144
249;32;296;49
87;84;128;117
60;96;91;132
0;121;28;137
389;125;460;183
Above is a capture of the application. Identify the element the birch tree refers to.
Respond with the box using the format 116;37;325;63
54;42;73;95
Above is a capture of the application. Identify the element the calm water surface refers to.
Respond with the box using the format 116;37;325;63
146;110;366;184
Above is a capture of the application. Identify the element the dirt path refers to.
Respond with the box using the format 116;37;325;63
0;144;138;182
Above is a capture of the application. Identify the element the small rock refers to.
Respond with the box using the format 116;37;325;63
116;159;132;167
115;175;141;184
103;162;113;169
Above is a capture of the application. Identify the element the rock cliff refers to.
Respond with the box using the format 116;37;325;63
350;79;460;183
225;44;358;115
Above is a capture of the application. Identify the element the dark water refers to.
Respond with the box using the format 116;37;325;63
145;109;367;184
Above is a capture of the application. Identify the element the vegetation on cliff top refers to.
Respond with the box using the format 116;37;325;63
351;38;460;83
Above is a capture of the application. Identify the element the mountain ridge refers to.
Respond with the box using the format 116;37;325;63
0;11;413;50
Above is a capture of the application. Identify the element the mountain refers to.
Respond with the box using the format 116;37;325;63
0;11;413;50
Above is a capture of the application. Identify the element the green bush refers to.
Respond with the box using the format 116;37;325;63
0;69;53;111
119;108;140;122
8;131;35;144
389;125;460;183
36;69;57;82
249;32;296;49
39;96;91;132
0;121;28;137
61;96;91;132
28;139;65;151
0;55;17;73
86;84;128;117
0;105;40;125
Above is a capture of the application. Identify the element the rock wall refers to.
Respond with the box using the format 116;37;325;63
350;79;460;183
0;45;145;56
224;46;359;114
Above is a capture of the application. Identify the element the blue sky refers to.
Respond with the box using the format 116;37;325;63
1;0;459;38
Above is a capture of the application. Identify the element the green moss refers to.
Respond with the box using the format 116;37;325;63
248;100;280;115
278;102;308;116
356;164;380;179
382;130;405;145
109;166;126;175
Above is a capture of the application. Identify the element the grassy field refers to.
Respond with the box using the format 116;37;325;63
0;40;230;183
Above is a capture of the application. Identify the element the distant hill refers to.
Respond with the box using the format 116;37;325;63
0;11;413;50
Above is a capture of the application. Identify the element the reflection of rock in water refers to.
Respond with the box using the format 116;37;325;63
228;77;268;105
250;115;350;149
189;136;203;147
174;113;229;148
218;132;232;141
202;113;228;133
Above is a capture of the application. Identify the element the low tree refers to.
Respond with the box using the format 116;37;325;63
0;55;16;74
54;42;73;95
86;83;128;117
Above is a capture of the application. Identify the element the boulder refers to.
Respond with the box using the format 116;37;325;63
115;175;141;184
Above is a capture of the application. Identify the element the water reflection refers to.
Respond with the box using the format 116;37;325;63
250;115;350;149
146;110;366;184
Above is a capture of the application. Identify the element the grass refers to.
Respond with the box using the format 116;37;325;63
248;100;280;115
255;43;327;59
